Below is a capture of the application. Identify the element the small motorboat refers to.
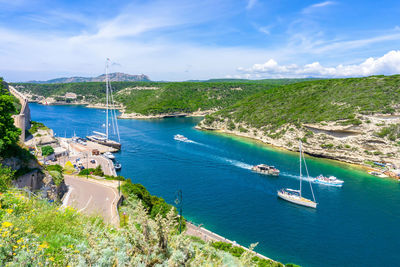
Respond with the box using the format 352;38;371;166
174;134;189;142
103;152;115;160
252;164;280;176
313;175;344;187
114;162;122;171
368;170;388;178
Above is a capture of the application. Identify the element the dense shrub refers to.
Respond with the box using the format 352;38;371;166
0;79;21;154
41;146;54;157
0;164;14;192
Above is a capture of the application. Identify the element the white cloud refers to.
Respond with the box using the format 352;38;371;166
258;26;271;35
302;1;335;14
238;50;400;78
246;0;257;10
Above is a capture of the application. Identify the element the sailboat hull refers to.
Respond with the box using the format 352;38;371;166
277;191;317;208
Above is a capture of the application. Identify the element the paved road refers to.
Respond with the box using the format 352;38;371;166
63;175;120;225
56;155;116;176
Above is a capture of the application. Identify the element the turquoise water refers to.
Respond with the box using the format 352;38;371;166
30;103;400;267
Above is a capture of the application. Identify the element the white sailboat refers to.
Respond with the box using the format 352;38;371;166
87;59;121;150
278;141;317;208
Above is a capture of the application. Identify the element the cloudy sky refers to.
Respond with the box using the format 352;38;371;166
1;0;400;81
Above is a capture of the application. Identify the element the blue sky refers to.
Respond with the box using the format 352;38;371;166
1;0;400;81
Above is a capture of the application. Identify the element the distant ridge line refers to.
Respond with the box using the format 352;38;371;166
25;72;151;84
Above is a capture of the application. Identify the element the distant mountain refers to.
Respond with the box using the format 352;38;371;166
26;72;151;84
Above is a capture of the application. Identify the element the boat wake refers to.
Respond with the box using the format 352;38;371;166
281;172;314;182
220;157;253;170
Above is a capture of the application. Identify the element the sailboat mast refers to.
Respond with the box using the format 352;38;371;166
105;59;109;140
299;141;302;197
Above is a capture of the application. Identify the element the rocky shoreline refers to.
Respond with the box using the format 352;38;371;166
118;109;215;119
196;115;400;179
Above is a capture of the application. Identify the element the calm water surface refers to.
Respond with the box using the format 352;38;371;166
30;103;400;267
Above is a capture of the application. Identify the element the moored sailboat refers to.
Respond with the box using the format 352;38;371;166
277;141;317;208
86;59;121;150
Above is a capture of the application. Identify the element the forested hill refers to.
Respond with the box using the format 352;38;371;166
203;75;400;131
13;80;306;115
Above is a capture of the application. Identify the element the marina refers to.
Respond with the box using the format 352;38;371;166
29;103;400;267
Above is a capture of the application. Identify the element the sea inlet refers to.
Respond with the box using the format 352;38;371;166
30;103;400;267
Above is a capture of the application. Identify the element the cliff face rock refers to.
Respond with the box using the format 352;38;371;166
1;155;67;201
197;114;400;168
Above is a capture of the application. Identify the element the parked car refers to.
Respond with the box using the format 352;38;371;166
90;159;96;164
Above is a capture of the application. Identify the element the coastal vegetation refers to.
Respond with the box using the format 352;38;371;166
0;78;21;154
204;75;400;131
13;80;301;115
29;121;49;135
41;145;54;157
0;165;284;266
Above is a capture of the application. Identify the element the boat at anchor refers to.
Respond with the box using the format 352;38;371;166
278;141;317;209
86;58;121;150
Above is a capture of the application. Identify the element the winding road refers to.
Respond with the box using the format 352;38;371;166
63;175;121;225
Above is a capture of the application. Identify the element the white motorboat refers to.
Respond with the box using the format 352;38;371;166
174;134;189;142
114;162;122;171
367;170;388;178
313;175;344;187
278;141;317;209
104;152;115;160
252;164;280;176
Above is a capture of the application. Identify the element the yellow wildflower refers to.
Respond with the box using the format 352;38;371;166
17;238;23;243
13;245;18;249
48;257;54;261
39;242;49;249
1;221;12;228
5;209;13;214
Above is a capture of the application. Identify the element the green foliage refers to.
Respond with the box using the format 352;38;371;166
321;143;334;149
228;120;236;130
79;165;104;177
0;190;273;266
209;75;400;132
46;165;64;186
0;79;21;154
375;123;400;141
121;180;181;222
211;242;283;267
0;164;14;192
41;145;54;157
29;121;49;135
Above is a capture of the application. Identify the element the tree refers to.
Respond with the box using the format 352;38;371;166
0;78;21;154
41;145;54;157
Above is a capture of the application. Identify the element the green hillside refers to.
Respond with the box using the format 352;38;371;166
203;75;400;132
115;82;278;115
13;80;301;115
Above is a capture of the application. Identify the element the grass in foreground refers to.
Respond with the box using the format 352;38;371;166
0;188;283;266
